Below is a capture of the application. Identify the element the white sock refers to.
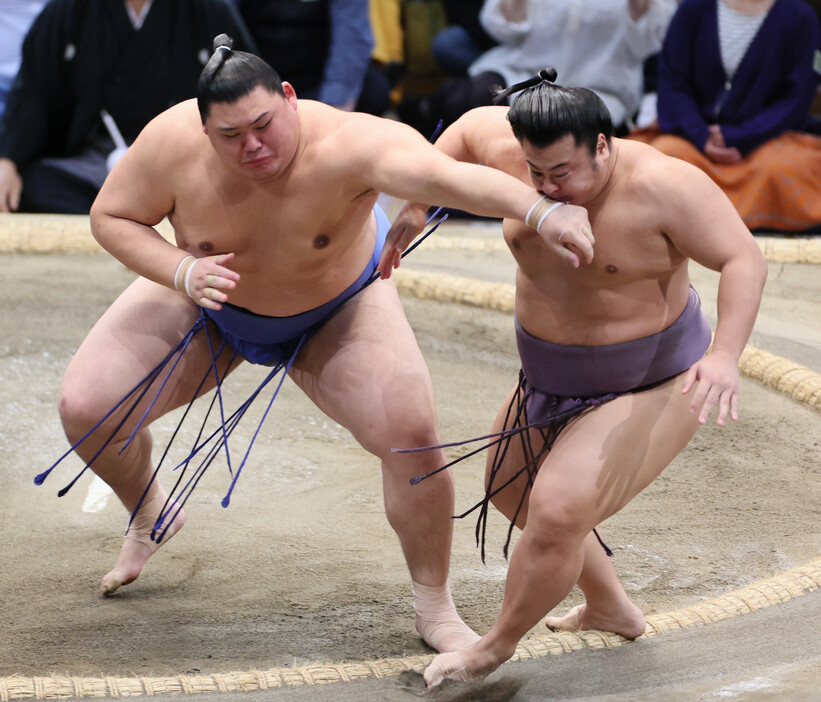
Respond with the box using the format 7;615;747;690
412;580;481;652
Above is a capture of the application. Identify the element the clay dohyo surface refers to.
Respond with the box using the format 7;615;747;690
1;252;819;678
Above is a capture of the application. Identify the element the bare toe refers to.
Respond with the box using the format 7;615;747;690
423;651;478;688
545;604;584;632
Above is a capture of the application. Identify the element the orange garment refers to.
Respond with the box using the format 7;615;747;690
630;128;821;232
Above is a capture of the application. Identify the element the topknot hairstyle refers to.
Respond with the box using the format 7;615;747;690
491;67;558;105
500;68;613;155
196;34;285;122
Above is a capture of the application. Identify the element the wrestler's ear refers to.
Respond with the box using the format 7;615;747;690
596;134;607;156
282;81;298;109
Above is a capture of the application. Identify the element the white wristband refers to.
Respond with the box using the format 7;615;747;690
173;255;196;292
525;196;547;228
536;201;565;232
183;259;198;298
526;196;565;231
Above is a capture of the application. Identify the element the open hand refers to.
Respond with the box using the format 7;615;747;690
680;349;740;426
377;202;428;279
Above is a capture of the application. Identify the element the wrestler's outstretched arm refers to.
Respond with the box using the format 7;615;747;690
374;107;594;279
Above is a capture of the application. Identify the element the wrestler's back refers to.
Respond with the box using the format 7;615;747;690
155;100;382;316
502;140;693;347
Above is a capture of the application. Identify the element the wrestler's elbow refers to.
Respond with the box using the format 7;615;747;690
89;203;122;250
733;245;768;295
88;201;110;245
751;249;768;287
721;241;767;290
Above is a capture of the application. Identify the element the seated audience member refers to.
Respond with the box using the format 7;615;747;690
238;0;391;116
0;0;47;120
632;0;821;232
398;0;677;139
431;0;497;76
0;0;257;214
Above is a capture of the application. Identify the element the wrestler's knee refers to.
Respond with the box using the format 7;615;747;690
58;377;124;446
358;400;438;459
524;495;591;550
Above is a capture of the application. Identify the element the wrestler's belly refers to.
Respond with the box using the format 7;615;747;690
515;274;693;346
215;224;378;317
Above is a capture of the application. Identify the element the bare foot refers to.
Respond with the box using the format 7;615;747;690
412;581;481;652
101;493;186;595
424;651;479;688
423;640;508;689
544;603;646;640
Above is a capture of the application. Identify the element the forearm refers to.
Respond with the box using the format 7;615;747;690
91;210;187;289
416;160;548;223
712;255;767;360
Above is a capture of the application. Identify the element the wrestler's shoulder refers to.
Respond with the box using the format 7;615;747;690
618;138;705;196
131;100;201;156
301;102;410;149
138;99;199;138
448;107;518;171
454;106;513;141
304;104;440;168
459;105;509;123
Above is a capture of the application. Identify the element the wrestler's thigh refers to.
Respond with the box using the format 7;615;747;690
61;277;236;424
289;278;438;450
484;384;541;527
530;373;701;530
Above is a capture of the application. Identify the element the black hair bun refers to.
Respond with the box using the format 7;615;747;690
213;33;234;52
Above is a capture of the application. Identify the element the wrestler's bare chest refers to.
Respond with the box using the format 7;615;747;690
174;167;373;253
168;168;379;313
508;198;690;344
509;202;681;280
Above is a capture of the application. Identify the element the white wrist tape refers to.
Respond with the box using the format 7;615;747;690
525;195;547;228
526;196;565;231
537;201;565;231
183;260;197;298
173;255;198;297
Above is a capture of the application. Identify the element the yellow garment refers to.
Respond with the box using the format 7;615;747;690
401;0;447;73
370;0;404;64
632;128;821;232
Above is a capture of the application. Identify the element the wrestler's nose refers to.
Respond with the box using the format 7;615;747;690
540;181;561;198
243;133;263;152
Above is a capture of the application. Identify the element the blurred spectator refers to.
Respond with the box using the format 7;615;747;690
633;0;821;232
369;0;404;86
0;0;257;214
0;1;47;120
431;0;497;76
398;0;677;139
238;0;391;115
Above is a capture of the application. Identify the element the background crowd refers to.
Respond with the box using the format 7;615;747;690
0;0;819;231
